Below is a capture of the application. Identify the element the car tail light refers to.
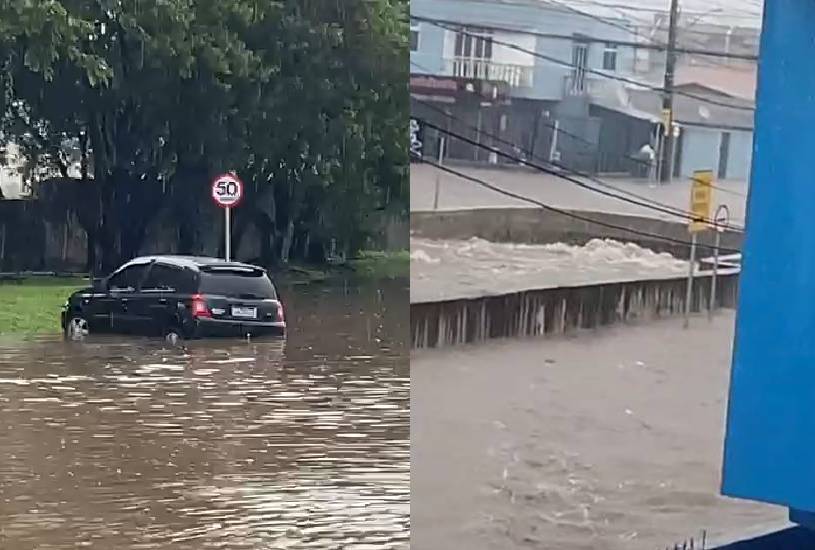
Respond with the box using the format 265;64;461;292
191;294;212;318
274;301;285;323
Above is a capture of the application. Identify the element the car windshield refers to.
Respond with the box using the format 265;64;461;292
198;268;277;299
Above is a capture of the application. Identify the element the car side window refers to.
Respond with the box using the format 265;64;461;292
107;264;149;291
142;263;196;293
141;264;174;291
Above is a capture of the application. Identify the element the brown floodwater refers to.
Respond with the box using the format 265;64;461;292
0;280;409;550
411;312;785;550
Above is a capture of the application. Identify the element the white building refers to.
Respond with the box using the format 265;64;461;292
0;143;28;199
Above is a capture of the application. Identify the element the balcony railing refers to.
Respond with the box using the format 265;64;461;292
445;57;532;88
564;73;592;96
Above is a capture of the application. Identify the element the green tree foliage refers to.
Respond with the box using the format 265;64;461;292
0;0;407;272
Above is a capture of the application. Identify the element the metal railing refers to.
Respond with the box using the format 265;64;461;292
564;73;591;96
445;57;532;88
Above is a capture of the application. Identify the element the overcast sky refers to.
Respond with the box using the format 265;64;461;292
561;0;763;27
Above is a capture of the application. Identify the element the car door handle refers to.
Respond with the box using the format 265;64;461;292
158;298;167;304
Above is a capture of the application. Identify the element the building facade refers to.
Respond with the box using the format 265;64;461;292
411;0;652;174
410;0;757;181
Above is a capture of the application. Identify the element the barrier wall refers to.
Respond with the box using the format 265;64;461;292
411;272;739;349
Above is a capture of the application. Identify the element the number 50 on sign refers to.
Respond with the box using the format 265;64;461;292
211;173;244;208
689;170;713;233
211;173;244;261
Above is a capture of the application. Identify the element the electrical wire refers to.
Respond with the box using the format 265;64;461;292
417;117;746;232
544;0;761;56
563;0;761;19
412;97;747;220
544;0;655;43
409;15;757;61
416;16;754;112
416;156;742;255
571;0;761;77
410;15;757;61
408;74;747;201
409;89;745;219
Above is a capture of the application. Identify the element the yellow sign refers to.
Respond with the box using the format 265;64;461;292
689;170;713;233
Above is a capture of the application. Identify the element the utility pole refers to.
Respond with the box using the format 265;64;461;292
659;0;680;183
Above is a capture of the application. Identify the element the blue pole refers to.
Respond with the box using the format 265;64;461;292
722;0;815;523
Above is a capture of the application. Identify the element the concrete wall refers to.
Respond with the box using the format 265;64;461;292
411;17;446;74
679;126;721;177
411;272;739;349
726;130;753;181
679;126;753;180
0;198;407;273
410;0;637;101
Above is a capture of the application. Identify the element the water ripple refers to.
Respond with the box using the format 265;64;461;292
0;281;409;549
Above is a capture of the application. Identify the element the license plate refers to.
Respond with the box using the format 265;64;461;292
231;306;257;319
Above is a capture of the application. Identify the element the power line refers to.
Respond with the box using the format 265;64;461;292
417;117;745;232
542;0;760;58
417;156;742;255
410;90;746;211
410;15;757;61
525;0;760;75
409;60;747;201
562;0;762;20
409;58;747;201
415;17;754;111
544;0;656;44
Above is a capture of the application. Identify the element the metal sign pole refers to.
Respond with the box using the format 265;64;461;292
212;172;243;262
709;230;721;321
709;204;729;321
433;137;445;211
686;170;713;329
225;206;231;261
684;232;697;329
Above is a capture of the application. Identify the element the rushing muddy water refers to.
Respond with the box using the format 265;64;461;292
0;280;409;550
411;237;690;303
412;312;785;550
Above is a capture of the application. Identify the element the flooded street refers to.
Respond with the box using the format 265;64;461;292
412;312;785;550
0;280;409;549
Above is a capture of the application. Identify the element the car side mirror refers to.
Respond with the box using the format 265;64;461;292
92;278;107;292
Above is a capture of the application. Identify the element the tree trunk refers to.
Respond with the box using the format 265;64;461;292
79;130;90;181
86;230;97;276
302;232;310;260
280;220;294;264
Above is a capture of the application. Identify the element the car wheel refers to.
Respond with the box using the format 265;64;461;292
65;316;90;341
164;326;183;345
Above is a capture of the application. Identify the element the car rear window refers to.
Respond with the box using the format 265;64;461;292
198;268;277;299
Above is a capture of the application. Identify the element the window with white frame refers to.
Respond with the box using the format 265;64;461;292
571;39;589;92
453;27;494;80
410;23;420;52
454;27;493;60
603;42;618;71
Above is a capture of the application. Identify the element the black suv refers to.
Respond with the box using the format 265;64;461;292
62;256;286;341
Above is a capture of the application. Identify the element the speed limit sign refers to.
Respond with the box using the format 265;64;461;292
211;173;244;208
211;173;243;261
